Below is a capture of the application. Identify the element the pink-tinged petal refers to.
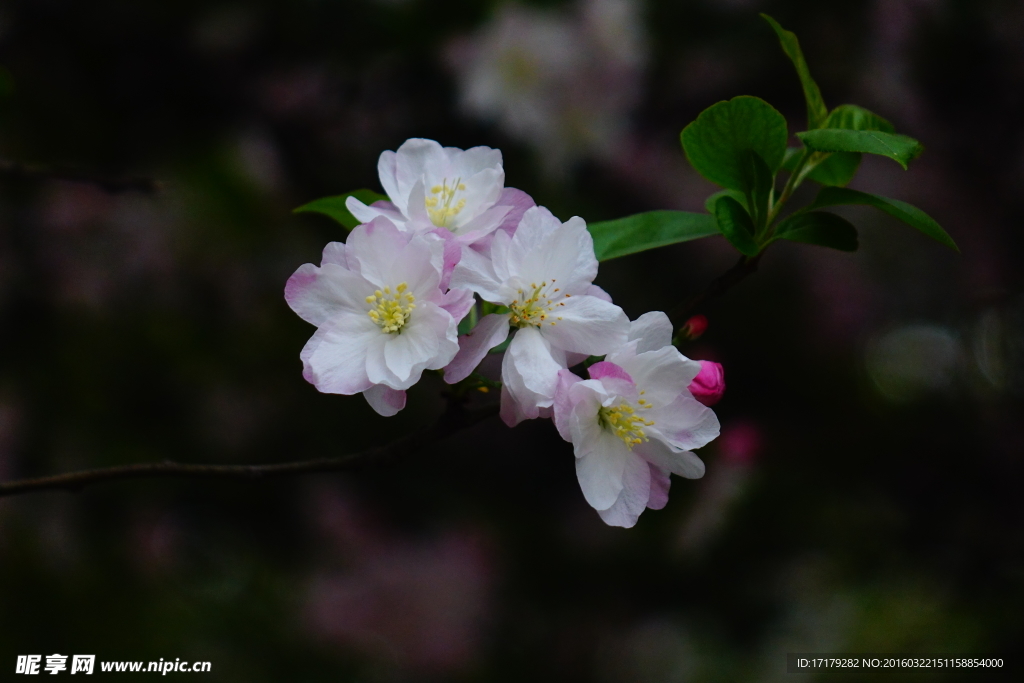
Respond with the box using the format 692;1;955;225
299;312;378;395
444;313;511;384
377;150;403;213
635;439;706;480
386;232;444;301
488;229;513;284
438;230;463;290
553;368;584;442
382;301;453;386
646;393;721;451
567;379;609;453
646;464;671;510
541;295;629;355
689;361;726;406
499;383;532;428
615;346;702;407
365;331;401;387
345;196;406;227
507;327;564;406
628;311;673;354
449;246;502;302
597;452;652;528
585;284;613;303
438;287;475;324
285;262;374;326
575;432;628;510
494;187;536;236
321;241;348;267
588;361;633;383
451;204;509;243
345;217;411;288
362;384;407;417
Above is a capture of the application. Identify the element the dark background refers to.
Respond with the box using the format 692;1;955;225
0;0;1022;680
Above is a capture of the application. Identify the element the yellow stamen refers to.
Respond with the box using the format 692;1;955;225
598;402;653;450
367;282;416;334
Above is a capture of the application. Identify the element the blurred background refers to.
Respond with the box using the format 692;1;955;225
0;0;1022;680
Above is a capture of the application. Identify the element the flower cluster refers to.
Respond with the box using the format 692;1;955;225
286;138;723;527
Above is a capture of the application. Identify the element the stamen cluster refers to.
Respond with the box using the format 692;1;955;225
366;283;416;334
425;179;467;228
598;401;654;449
507;280;565;328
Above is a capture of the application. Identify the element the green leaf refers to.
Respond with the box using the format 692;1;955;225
705;189;747;214
741;150;774;231
825;104;895;133
714;197;760;256
782;146;860;187
797;129;923;169
809;186;958;251
681;96;789;191
774;211;858;251
293;189;389;230
760;14;829;129
589;211;719;261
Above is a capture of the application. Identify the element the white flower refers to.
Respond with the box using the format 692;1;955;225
345;138;534;247
553;312;720;527
445;206;628;425
285;217;472;416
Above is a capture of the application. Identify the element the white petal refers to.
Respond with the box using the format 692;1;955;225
382;301;454;386
575;431;628;510
646;465;672;510
449;168;504;231
628;311;673;354
507;326;564;406
444;313;511;384
615;346;702;407
385;232;444;301
510;209;597;294
346;218;410;288
500;341;541;425
597;452;652;527
377;150;404;214
321;241;348;267
363;384;407;417
541;296;629;355
299;312;378;394
284;262;373;327
392;139;447;213
449;244;503;301
635;439;706;479
344;196;407;228
453;145;503;175
646;393;721;451
552;369;583;442
438;287;475;323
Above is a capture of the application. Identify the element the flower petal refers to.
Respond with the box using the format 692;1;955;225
449;243;503;302
615;346;702;408
646;464;672;510
383;301;455;387
635;439;706;479
284;262;373;327
629;311;674;354
438;286;475;324
646;393;721;451
494;187;536;236
299;312;378;394
444;313;511;384
362;384;407;417
506;326;564;407
541;295;629;355
575;431;628;510
553;368;583;442
346;218;411;288
597;452;652;527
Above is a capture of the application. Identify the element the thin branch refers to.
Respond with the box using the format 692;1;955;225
0;402;498;499
669;254;763;324
0;158;160;194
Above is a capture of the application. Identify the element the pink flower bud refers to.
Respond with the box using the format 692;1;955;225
678;314;708;341
688;360;725;406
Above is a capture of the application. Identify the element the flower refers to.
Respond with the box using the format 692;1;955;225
688;360;725;406
445;206;628;425
285;217;473;416
677;314;708;341
553;312;720;527
345;138;534;248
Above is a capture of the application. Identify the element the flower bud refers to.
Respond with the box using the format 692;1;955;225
688;360;725;406
677;314;708;342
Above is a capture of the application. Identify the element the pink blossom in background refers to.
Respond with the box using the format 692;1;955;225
688;360;725;406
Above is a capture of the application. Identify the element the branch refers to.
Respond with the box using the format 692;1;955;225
0;402;498;498
0;158;160;194
669;254;763;324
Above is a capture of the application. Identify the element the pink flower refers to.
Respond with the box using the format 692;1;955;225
688;361;725;406
285;217;472;416
553;312;720;528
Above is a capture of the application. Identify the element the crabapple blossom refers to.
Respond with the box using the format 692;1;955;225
553;312;720;527
689;360;726;406
285;217;472;416
345;138;535;248
445;206;629;425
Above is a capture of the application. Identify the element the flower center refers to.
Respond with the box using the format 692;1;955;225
366;283;416;334
425;178;467;228
507;280;567;328
598;399;655;450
